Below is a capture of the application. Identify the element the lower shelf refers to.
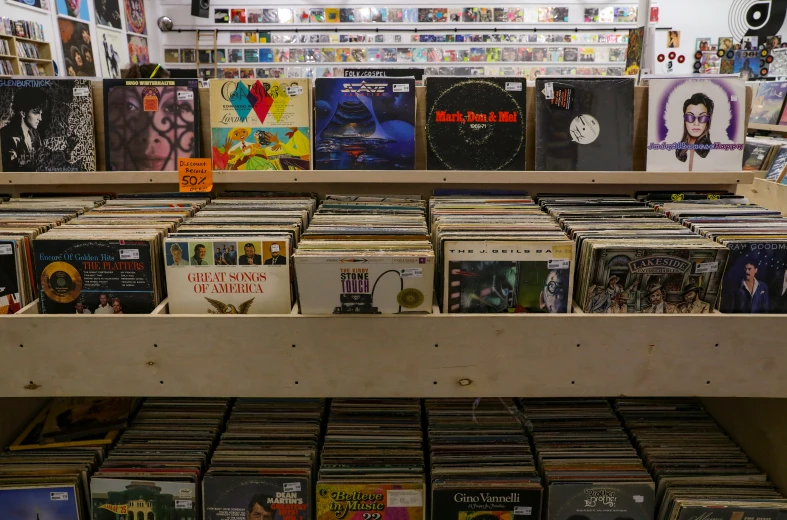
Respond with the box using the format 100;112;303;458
2;312;786;397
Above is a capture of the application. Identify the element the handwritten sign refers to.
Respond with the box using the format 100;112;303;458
178;158;212;193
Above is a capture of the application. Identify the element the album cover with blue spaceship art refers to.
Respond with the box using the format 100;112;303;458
314;77;416;170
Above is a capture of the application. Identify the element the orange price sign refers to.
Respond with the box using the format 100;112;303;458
178;158;213;193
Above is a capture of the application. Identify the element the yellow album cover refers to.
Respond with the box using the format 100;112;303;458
317;483;425;520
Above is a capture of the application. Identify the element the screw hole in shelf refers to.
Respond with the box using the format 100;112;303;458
295;381;299;385
576;344;580;347
714;343;719;347
153;344;158;348
706;380;711;384
591;179;596;183
160;380;164;384
434;344;439;348
19;344;23;348
292;344;296;348
29;381;33;384
294;178;298;181
443;178;447;181
149;179;153;182
433;381;438;385
571;380;575;384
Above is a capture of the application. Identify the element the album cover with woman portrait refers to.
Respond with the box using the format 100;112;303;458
534;76;635;171
0;78;96;172
646;75;746;172
104;79;200;171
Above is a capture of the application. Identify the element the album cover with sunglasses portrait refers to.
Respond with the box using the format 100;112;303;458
646;75;746;172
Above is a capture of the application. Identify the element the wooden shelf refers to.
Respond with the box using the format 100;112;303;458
13;36;47;44
0;170;753;186
749;123;787;133
2;311;787;398
17;57;50;63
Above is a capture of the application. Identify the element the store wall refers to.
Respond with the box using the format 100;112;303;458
648;0;787;74
153;0;650;53
3;0;157;76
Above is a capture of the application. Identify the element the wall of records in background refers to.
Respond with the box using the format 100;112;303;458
158;0;643;79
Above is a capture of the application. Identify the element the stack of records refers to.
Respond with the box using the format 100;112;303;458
652;198;787;313
534;77;635;171
203;398;326;520
33;195;208;314
103;78;201;172
749;81;787;125
90;397;230;520
294;195;435;314
164;193;317;314
430;195;574;313
615;399;787;520
0;397;127;519
313;77;417;170
317;398;425;520
426;398;543;520
742;137;787;173
522;399;655;520
540;195;729;314
0;196;102;314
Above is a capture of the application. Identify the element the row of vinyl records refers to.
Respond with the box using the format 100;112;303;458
0;396;783;520
2;189;787;315
0;74;748;173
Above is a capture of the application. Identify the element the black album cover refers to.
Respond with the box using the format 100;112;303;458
426;77;526;170
535;77;635;171
33;239;157;314
432;487;543;520
547;482;654;520
0;78;96;172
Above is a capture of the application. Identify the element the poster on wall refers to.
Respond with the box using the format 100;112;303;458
59;17;96;76
56;0;90;21
125;0;147;35
94;0;122;29
7;0;49;11
97;27;129;77
127;34;149;64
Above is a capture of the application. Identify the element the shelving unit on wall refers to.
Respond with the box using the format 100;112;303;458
0;34;54;76
749;123;787;133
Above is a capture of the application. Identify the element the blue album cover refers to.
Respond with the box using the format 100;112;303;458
314;77;416;170
720;241;787;313
0;486;81;520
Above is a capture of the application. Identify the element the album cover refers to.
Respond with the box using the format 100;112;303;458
203;476;310;520
294;254;434;314
0;239;21;314
535;77;635;171
547;483;654;520
581;246;729;314
766;146;787;180
92;478;198;520
40;397;133;442
646;76;746;171
210;79;310;170
314;77;416;170
33;238;157;314
442;240;574;313
0;485;82;520
732;50;759;80
770;48;787;77
432;487;543;520
719;241;787;313
750;81;787;124
743;142;770;170
165;237;292;314
0;79;95;172
316;483;424;520
104;79;200;171
425;77;526;170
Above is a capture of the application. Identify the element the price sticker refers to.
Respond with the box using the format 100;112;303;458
178;158;213;193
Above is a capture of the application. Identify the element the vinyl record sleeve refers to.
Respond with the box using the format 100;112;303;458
0;78;96;172
432;487;543;520
546;482;654;520
92;478;198;520
646;76;746;172
314;77;416;170
104;79;200;171
0;485;82;520
719;241;787;314
316;482;425;520
203;475;310;520
294;253;434;314
750;80;787;124
442;240;574;314
33;239;157;314
210;79;311;170
534;77;634;171
164;236;292;315
425;77;526;170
